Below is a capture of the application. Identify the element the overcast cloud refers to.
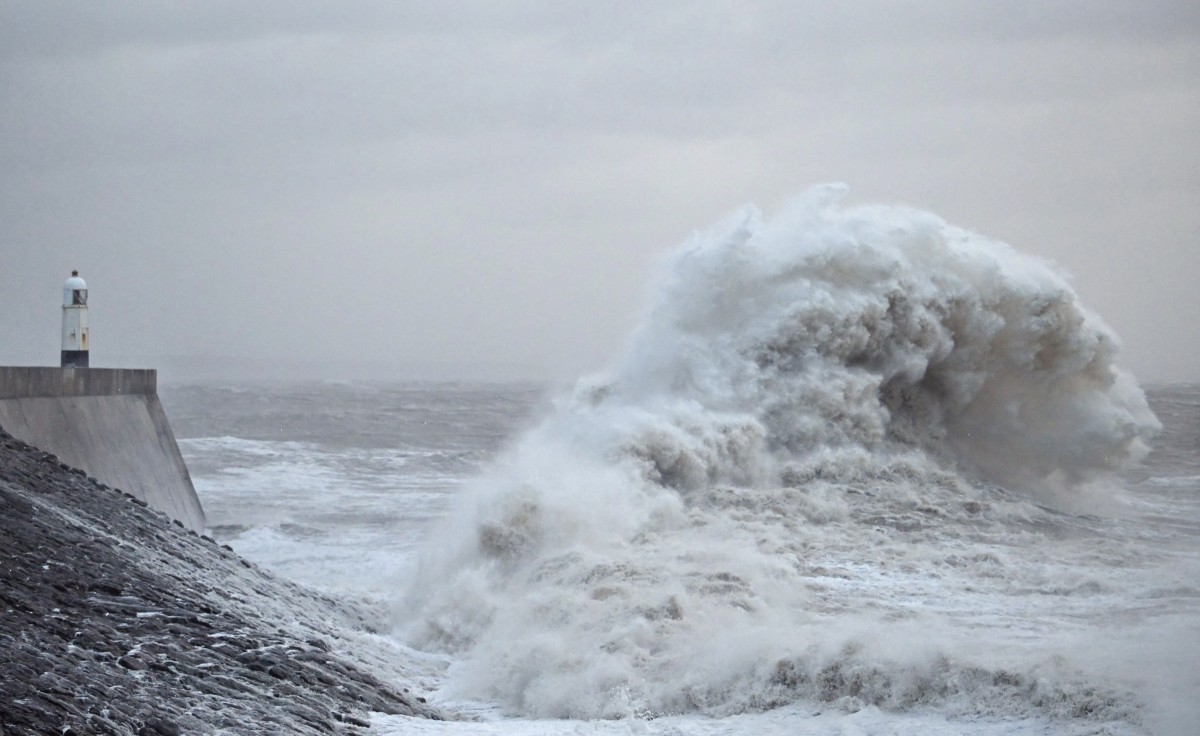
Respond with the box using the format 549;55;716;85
2;1;1197;382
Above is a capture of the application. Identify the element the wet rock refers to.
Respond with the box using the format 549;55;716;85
138;717;182;736
0;426;442;734
118;654;150;671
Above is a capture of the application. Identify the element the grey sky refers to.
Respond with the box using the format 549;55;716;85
2;1;1197;382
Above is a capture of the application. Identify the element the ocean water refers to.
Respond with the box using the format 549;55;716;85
164;381;546;595
163;188;1199;735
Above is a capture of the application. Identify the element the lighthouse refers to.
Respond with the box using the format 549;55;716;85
61;270;89;368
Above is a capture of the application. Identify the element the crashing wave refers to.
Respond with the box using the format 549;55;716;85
398;185;1159;727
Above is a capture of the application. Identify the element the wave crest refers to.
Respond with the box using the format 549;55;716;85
608;185;1157;496
399;186;1159;725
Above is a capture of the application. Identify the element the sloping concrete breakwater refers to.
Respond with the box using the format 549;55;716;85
0;367;205;533
0;425;441;734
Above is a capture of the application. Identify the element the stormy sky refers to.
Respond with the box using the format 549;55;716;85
2;1;1197;382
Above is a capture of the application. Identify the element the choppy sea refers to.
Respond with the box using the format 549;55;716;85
163;190;1197;735
161;378;1199;736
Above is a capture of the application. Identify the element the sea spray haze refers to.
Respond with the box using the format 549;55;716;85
398;186;1166;729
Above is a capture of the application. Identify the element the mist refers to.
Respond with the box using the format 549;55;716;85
2;1;1197;382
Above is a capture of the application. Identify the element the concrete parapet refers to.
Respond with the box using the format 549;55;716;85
0;367;205;532
0;366;157;398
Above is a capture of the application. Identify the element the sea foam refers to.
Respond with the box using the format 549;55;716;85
398;186;1160;726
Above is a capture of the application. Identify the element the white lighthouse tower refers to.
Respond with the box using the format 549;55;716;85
61;270;89;368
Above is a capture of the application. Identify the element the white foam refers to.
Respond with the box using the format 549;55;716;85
373;702;1145;736
181;435;465;597
397;186;1163;727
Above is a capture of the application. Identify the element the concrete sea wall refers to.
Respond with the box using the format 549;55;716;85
0;366;205;533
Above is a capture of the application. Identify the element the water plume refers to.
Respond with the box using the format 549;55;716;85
399;185;1160;726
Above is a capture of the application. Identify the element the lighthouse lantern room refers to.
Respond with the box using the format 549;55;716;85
61;270;89;368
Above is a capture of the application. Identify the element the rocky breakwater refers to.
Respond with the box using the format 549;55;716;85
0;426;441;734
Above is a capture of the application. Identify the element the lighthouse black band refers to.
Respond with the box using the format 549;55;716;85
60;351;89;368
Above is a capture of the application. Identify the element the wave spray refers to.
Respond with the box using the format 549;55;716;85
399;186;1160;726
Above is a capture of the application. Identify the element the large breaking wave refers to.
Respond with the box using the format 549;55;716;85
398;186;1161;728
